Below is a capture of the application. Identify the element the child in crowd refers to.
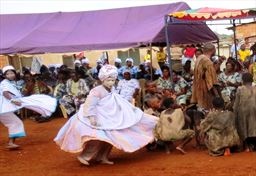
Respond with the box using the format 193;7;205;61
154;98;195;154
233;73;256;152
200;97;240;156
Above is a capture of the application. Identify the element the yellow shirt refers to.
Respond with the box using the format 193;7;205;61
157;52;166;62
144;54;151;62
238;49;251;62
71;81;79;96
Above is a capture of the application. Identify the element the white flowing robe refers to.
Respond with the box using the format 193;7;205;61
0;79;57;116
55;85;158;153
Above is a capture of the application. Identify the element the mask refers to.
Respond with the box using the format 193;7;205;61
102;77;116;89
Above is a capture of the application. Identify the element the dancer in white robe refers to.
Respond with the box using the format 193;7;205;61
54;65;158;165
0;66;57;149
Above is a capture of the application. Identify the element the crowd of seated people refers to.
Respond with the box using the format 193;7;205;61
0;42;255;156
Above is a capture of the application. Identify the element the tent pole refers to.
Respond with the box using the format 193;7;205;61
150;43;153;81
232;19;238;60
164;15;173;83
217;39;220;56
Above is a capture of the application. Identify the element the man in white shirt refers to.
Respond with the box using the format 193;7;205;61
116;70;140;103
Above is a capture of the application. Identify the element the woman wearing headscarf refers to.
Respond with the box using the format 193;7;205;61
0;66;57;149
54;65;158;165
218;61;242;108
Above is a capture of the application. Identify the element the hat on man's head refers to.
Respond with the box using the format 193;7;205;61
114;58;122;63
74;60;81;65
125;58;134;63
2;65;15;74
81;58;90;64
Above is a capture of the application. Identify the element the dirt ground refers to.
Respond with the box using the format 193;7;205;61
0;118;256;176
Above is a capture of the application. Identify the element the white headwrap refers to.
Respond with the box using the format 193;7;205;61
98;65;118;81
74;59;81;65
81;58;90;64
97;59;103;64
125;58;134;64
2;65;15;74
122;69;131;75
114;58;122;63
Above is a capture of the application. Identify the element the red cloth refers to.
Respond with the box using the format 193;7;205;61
184;47;196;58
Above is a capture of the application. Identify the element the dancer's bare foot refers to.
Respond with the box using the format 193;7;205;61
77;156;90;165
176;146;187;154
6;143;20;150
101;159;114;165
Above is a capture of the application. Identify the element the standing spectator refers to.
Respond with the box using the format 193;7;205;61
244;38;251;50
230;39;240;59
116;70;140;103
144;50;151;62
184;45;196;59
191;43;219;110
238;44;251;63
156;47;166;69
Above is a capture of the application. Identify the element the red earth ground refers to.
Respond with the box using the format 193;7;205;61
0;118;256;176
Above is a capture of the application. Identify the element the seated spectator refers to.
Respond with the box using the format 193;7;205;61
137;64;150;80
154;98;194;154
144;60;160;80
59;70;89;117
22;71;52;122
144;95;161;117
218;61;241;109
53;70;68;100
116;70;140;103
200;97;240;156
144;80;161;109
0;69;3;82
182;60;193;83
114;58;123;81
90;59;103;80
157;65;173;90
119;58;138;79
173;71;189;106
22;71;51;96
78;60;95;90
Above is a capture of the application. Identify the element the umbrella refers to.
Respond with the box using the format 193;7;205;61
169;7;256;21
